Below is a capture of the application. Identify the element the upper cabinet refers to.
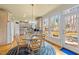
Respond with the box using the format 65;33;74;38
50;15;60;38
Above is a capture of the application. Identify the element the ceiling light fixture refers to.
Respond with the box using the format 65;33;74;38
31;4;34;21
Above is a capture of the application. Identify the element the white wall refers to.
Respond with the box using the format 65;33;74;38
0;10;8;45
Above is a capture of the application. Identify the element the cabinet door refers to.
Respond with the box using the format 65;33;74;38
42;18;49;39
7;21;14;43
14;23;20;36
49;15;61;45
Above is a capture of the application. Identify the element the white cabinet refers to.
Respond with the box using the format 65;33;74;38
49;14;62;46
42;17;49;39
7;21;14;43
14;22;20;36
62;6;79;53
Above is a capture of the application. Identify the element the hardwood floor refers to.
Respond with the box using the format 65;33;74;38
0;36;65;55
0;36;24;55
44;39;66;55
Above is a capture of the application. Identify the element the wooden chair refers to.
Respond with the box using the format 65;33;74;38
29;34;43;54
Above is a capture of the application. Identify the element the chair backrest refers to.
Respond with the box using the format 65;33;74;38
29;34;43;52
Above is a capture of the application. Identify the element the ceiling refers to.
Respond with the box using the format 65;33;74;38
0;4;61;20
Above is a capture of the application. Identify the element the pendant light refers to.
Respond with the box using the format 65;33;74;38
32;4;34;21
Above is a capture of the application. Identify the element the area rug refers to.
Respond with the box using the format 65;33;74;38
7;42;56;55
